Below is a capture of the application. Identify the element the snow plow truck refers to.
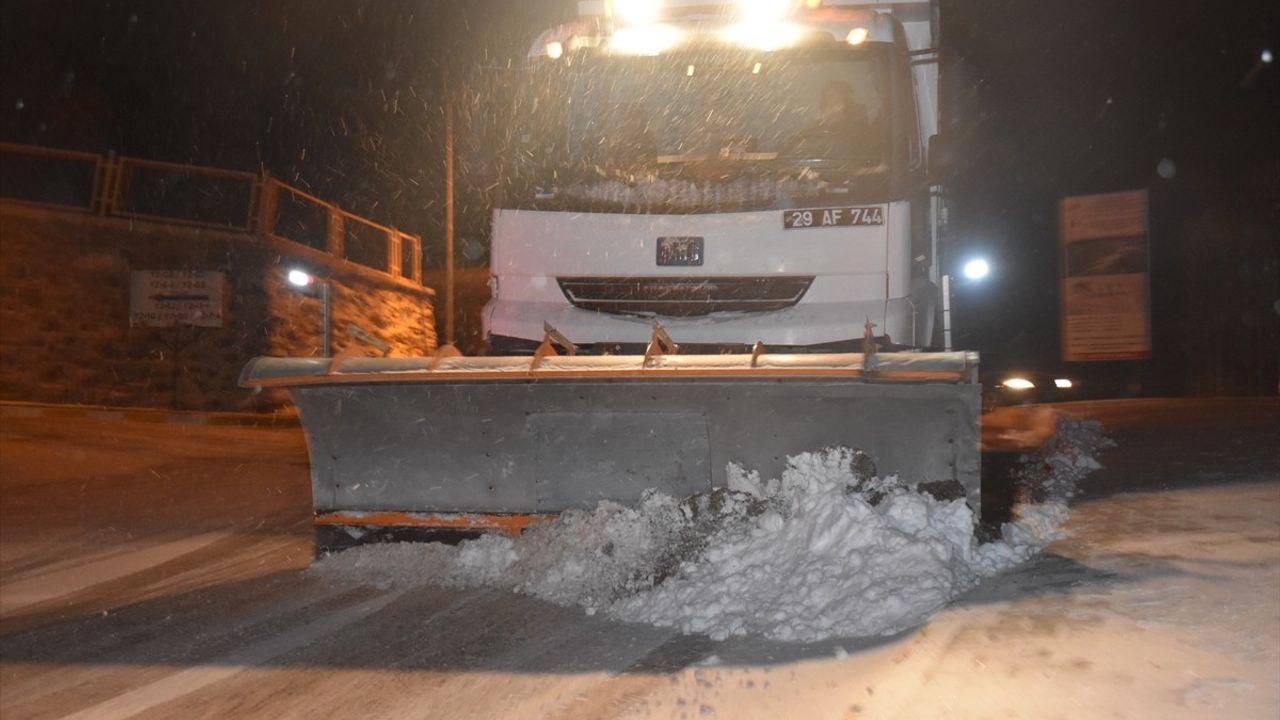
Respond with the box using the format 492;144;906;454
241;0;982;551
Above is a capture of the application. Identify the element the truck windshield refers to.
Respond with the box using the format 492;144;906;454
504;44;904;212
569;49;889;169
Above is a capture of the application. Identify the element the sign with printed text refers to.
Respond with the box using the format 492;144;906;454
782;206;884;229
129;270;226;328
1059;190;1150;361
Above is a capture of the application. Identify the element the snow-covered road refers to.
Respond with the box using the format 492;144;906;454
1;399;1277;719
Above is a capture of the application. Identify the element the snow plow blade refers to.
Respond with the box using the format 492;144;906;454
241;351;981;541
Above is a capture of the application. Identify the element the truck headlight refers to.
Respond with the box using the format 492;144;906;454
610;24;682;55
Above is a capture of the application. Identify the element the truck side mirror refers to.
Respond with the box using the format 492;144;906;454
927;134;954;185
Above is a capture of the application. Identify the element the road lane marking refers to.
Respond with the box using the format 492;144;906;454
54;590;404;720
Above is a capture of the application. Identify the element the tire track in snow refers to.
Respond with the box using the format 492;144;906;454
139;587;568;719
52;589;404;720
0;532;307;636
0;532;233;617
0;578;360;714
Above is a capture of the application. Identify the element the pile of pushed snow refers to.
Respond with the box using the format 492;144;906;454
317;420;1109;641
1016;416;1115;503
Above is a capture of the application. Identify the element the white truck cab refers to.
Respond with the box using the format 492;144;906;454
485;0;941;353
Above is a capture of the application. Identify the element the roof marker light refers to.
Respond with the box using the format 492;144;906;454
613;0;662;26
723;21;802;51
736;0;795;24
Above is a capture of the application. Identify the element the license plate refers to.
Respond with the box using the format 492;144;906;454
657;236;704;266
783;206;885;229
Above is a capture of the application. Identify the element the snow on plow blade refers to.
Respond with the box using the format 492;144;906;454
241;351;981;535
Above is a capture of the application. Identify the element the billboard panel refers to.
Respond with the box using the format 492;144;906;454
1059;190;1150;361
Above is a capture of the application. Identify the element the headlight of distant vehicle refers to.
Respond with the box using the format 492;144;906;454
1002;377;1035;390
1054;378;1073;389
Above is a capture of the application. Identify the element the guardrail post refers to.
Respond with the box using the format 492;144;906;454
102;151;121;216
327;209;345;260
410;235;423;283
258;177;278;238
246;176;263;233
92;152;110;215
445;94;456;345
388;232;403;277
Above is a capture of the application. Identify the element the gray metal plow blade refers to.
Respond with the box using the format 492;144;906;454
241;352;981;520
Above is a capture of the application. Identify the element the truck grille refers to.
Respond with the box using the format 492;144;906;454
557;276;815;316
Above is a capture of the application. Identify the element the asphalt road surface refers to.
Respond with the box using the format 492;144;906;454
1;398;1277;719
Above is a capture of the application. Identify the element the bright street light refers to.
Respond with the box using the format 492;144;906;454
287;269;314;288
284;268;331;357
942;256;993;350
962;258;990;280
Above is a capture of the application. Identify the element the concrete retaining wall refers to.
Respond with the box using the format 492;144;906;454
0;203;436;410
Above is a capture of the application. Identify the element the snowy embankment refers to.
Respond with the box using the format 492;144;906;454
318;418;1110;641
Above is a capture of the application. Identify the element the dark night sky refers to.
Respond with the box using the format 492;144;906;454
2;0;1277;392
940;0;1278;390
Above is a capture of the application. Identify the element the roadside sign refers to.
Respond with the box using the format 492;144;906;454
1059;190;1150;361
129;270;226;328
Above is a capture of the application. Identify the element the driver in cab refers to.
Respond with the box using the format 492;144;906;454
783;80;879;161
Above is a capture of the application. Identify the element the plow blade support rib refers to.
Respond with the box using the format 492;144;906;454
242;352;981;520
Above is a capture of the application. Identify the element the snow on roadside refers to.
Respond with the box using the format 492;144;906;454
316;418;1110;641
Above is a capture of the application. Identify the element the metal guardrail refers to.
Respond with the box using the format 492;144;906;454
0;142;422;284
112;156;260;231
258;180;422;282
0;143;106;213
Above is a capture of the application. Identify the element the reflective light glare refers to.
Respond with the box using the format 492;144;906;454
752;62;762;74
286;269;313;287
1004;377;1035;390
687;64;695;76
1054;378;1073;389
613;0;662;25
962;258;990;280
736;0;795;24
1262;49;1273;64
544;41;564;59
723;21;803;51
846;27;869;45
609;24;682;55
